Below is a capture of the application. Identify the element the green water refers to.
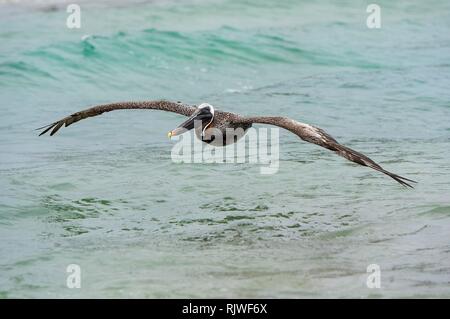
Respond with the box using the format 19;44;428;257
1;0;450;298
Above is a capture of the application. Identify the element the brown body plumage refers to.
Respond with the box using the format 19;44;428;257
38;100;416;188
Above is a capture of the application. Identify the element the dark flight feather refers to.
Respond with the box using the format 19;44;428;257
238;116;416;188
37;100;196;136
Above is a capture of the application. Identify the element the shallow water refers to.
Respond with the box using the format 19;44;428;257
1;0;450;298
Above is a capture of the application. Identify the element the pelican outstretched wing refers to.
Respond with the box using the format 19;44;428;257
238;116;416;188
37;100;196;136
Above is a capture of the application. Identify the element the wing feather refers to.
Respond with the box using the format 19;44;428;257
37;100;196;136
239;116;416;188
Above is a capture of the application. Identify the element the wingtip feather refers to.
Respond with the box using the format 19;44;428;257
38;123;57;136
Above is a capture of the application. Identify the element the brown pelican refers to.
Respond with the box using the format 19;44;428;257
38;100;416;187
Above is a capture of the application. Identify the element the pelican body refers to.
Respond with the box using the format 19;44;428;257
167;103;252;147
38;100;416;187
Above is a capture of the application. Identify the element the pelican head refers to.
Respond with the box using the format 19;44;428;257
168;103;214;138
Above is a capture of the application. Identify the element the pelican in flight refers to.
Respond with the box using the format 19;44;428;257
38;100;416;187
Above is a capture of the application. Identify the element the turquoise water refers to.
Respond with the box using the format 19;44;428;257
1;0;450;298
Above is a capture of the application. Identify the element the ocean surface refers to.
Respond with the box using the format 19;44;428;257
1;0;450;298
